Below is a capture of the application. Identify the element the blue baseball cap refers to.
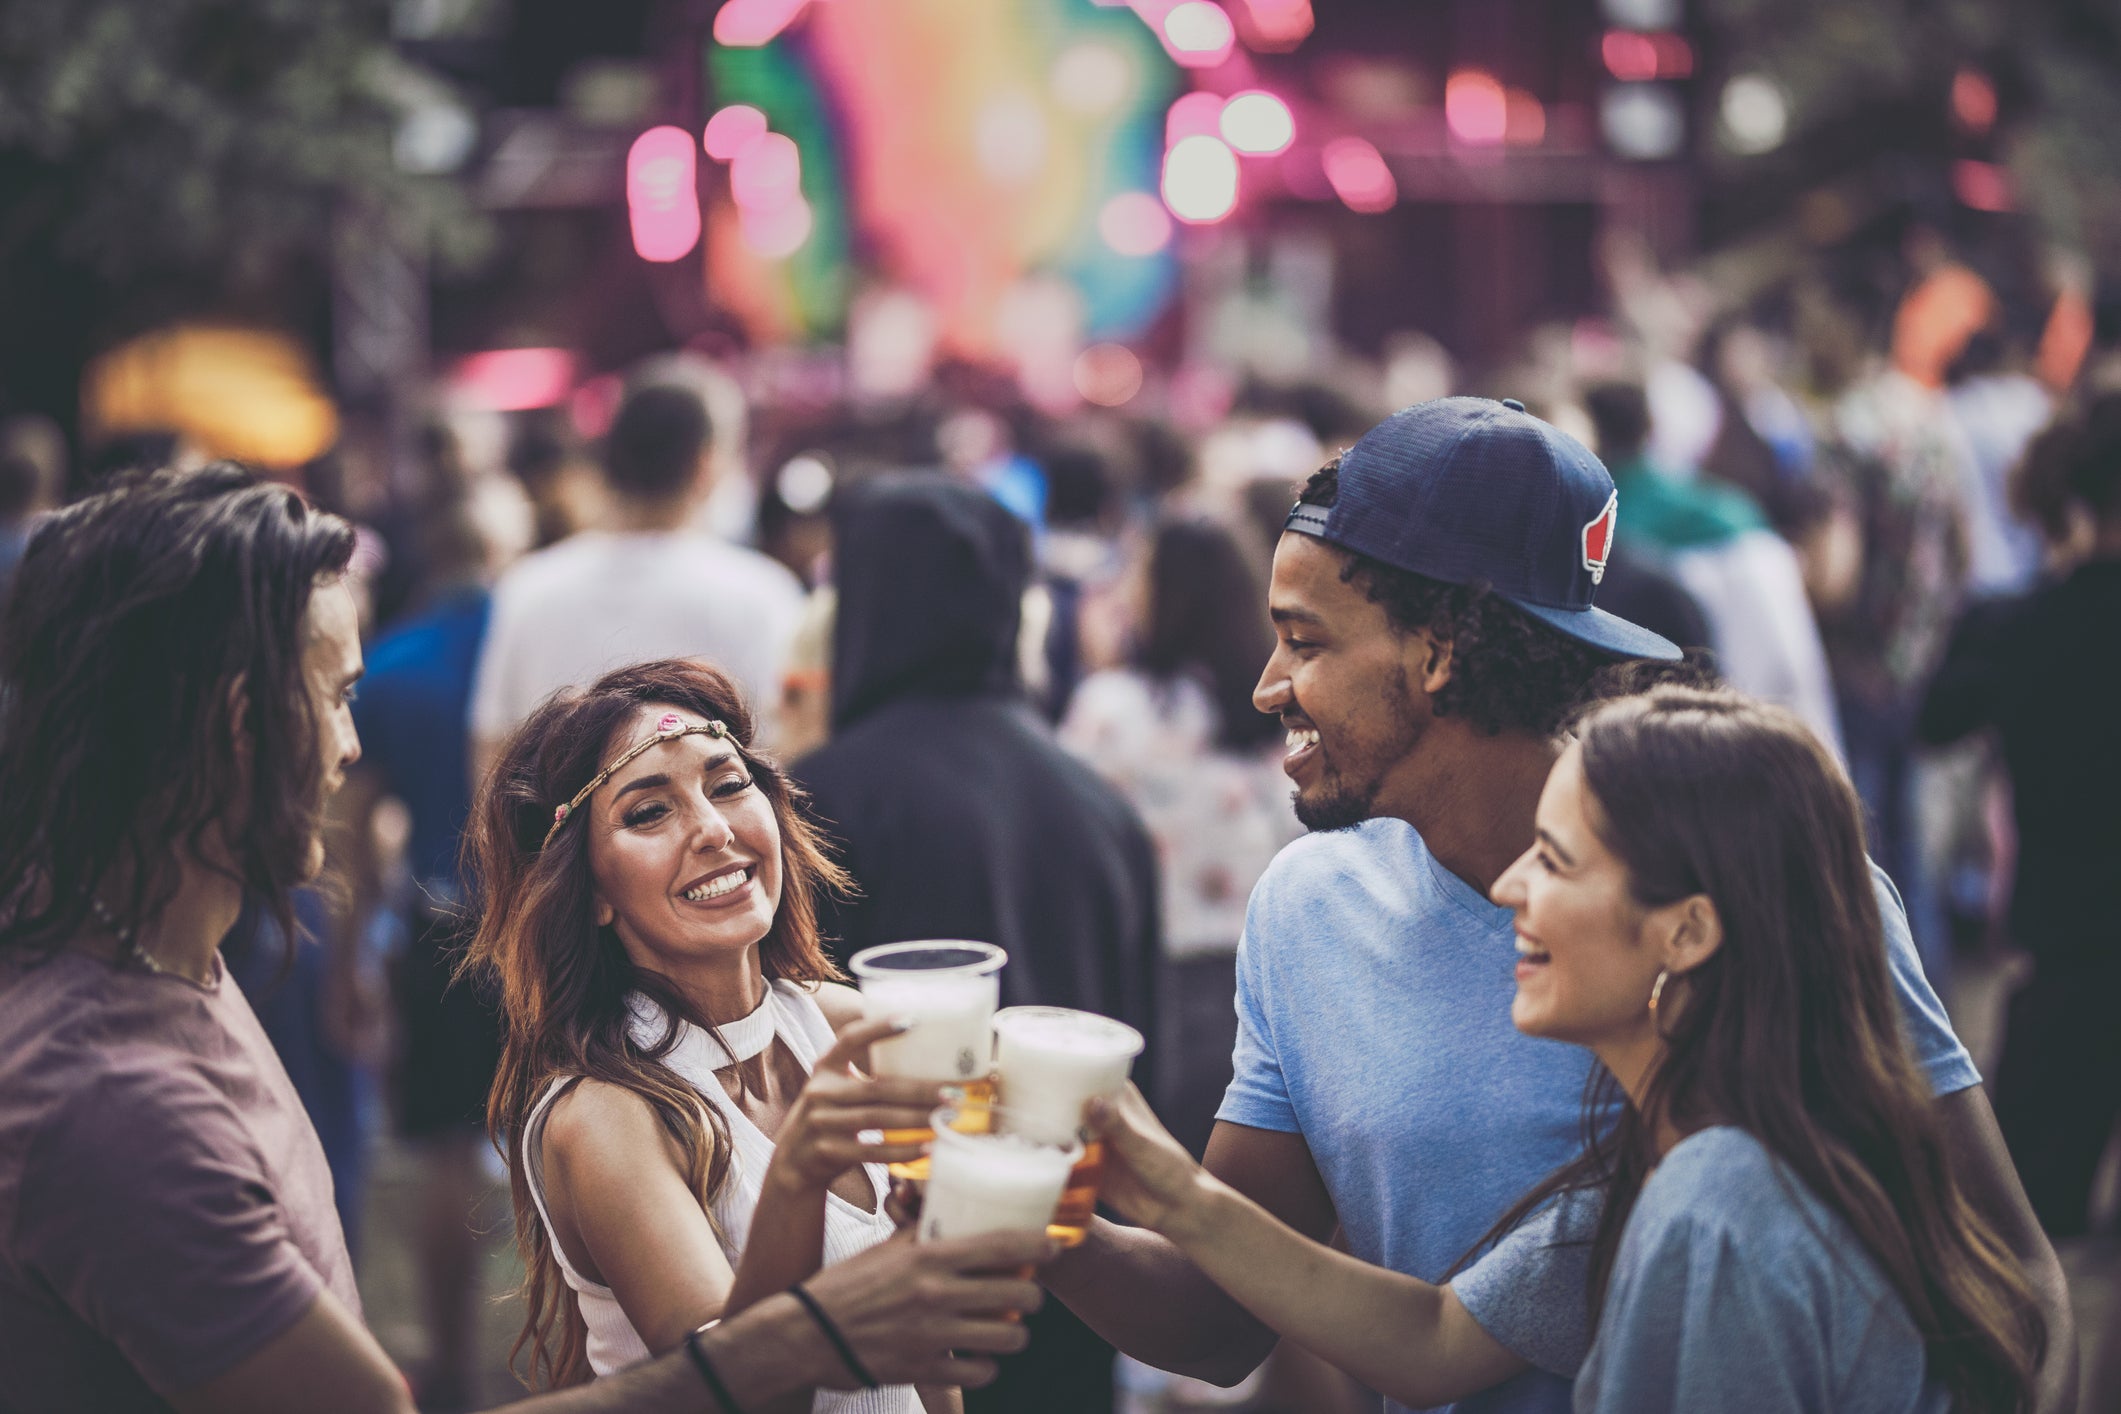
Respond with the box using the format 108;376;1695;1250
1285;396;1681;661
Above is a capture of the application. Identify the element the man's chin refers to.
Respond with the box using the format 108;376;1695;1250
1293;783;1373;833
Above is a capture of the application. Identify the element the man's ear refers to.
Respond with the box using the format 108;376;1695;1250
1413;632;1454;695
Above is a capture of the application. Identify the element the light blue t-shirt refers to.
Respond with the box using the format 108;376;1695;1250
1577;1127;1948;1412
1217;818;1977;1414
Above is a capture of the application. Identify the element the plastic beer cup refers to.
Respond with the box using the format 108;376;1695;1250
849;941;1006;1177
990;1007;1144;1246
917;1103;1080;1246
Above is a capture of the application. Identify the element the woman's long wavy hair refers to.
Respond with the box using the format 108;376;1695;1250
462;658;848;1389
0;466;354;963
1473;687;2043;1411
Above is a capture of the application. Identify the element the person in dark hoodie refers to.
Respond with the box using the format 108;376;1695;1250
793;472;1160;1414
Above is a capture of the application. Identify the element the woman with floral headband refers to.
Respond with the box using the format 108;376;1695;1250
465;658;959;1413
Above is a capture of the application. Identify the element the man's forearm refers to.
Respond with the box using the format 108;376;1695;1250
2024;1239;2079;1414
1041;1218;1279;1385
494;1293;828;1413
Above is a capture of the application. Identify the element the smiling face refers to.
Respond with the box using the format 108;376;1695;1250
583;703;784;976
1490;743;1665;1050
1254;533;1429;831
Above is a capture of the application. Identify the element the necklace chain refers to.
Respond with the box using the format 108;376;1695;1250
87;895;169;977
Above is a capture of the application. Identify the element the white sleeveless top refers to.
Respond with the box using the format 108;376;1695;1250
521;980;914;1412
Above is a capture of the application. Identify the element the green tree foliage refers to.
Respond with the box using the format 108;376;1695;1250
0;0;472;286
1701;0;2121;277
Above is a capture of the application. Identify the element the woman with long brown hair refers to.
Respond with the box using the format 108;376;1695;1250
1082;687;2044;1412
465;658;954;1412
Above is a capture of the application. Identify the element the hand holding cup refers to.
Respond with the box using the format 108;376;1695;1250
1083;1082;1214;1235
766;1015;948;1196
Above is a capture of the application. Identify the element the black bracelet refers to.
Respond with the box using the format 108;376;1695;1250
787;1281;881;1389
684;1324;746;1414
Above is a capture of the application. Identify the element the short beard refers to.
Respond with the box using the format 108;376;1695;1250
1289;660;1425;833
1293;775;1377;832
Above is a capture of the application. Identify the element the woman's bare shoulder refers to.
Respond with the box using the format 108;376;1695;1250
542;1076;687;1171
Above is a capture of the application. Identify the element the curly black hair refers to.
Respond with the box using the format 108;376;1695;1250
1293;462;1706;737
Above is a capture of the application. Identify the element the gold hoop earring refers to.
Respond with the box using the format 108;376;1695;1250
1648;969;1669;1013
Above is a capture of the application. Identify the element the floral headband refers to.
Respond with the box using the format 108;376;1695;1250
540;712;736;851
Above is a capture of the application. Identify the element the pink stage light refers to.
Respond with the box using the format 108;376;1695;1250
1602;31;1691;81
1221;90;1295;155
1322;136;1396;212
1445;70;1508;146
1165;90;1227;146
1953;69;1998;135
1601;31;1659;82
451;348;578;412
1163;2;1235;68
714;0;811;48
1162;134;1240;223
1074;344;1145;407
1952;159;2013;212
571;374;622;438
1650;34;1693;78
730;131;802;210
703;104;768;161
741;197;815;258
1100;192;1174;255
1232;0;1312;51
627;126;701;262
1504;88;1546;146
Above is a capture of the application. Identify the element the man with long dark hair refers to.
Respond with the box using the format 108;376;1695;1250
1042;397;2075;1413
0;466;1046;1413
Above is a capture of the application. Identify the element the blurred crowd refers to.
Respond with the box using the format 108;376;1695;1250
4;221;2117;1410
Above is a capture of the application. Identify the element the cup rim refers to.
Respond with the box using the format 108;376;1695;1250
849;939;1008;982
991;1005;1145;1058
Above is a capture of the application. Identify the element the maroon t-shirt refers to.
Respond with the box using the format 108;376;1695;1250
0;950;360;1408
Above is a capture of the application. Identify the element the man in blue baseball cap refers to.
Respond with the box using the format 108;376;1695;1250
1045;397;2073;1413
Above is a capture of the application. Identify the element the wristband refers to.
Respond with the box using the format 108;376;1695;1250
684;1324;745;1414
788;1281;881;1389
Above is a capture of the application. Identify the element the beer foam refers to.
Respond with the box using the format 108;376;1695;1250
994;1010;1142;1060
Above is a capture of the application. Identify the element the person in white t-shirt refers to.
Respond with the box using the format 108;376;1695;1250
471;382;804;776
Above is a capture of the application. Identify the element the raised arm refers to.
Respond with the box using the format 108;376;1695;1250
1039;1116;1331;1385
1079;1086;1526;1407
724;1013;942;1317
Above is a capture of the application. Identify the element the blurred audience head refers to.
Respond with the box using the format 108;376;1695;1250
603;384;711;503
2067;389;2121;527
1139;518;1278;751
0;415;66;521
1583;380;1652;464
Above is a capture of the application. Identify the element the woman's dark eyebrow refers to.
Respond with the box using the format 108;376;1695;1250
610;750;741;802
1536;827;1577;868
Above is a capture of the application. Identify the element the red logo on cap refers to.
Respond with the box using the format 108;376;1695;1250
1581;492;1616;585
